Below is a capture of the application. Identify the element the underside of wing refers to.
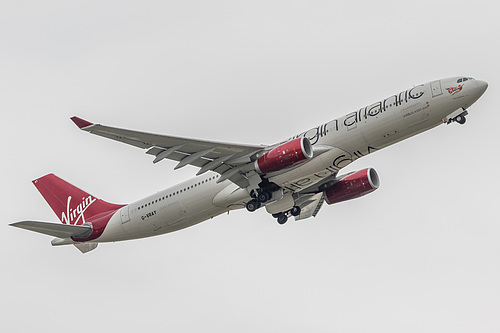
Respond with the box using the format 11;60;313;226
71;117;266;187
293;193;326;221
290;172;340;221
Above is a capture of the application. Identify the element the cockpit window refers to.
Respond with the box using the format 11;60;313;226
457;77;475;83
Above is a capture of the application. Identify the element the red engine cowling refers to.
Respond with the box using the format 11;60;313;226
255;137;313;174
324;168;380;205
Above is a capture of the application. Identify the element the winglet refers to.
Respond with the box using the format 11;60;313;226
71;116;94;129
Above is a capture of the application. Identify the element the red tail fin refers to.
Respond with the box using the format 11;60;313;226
33;174;122;225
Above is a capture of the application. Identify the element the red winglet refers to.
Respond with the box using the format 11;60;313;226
71;116;94;129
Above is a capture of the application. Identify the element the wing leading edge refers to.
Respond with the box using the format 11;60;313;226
71;117;265;188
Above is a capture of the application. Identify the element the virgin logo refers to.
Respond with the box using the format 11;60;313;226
446;85;463;95
61;195;96;225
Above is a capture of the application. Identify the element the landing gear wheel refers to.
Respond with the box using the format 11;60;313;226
290;206;301;217
277;214;288;225
257;190;272;203
246;200;261;212
455;115;466;124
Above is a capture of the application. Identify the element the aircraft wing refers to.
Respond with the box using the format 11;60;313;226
290;172;342;221
71;117;266;188
293;192;325;221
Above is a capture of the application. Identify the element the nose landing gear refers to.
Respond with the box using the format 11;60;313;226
445;109;468;125
454;113;466;124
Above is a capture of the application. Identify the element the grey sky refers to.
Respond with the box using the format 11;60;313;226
2;1;499;332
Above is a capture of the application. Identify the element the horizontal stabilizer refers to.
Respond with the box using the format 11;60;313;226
10;221;92;239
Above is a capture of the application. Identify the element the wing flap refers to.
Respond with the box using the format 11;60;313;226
10;221;92;239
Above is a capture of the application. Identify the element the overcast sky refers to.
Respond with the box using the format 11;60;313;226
2;1;499;332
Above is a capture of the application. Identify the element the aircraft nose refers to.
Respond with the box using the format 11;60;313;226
464;79;488;109
475;80;488;96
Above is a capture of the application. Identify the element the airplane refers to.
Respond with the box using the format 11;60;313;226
11;76;488;253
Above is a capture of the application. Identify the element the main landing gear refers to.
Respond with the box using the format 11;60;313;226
245;189;273;212
245;199;261;212
276;213;288;225
245;188;301;225
272;206;301;225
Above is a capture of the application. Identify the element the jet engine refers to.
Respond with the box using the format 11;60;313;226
324;168;380;205
255;137;313;174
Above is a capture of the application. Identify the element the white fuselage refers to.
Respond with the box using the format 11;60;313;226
97;77;487;243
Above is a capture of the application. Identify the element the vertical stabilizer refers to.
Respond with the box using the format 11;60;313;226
33;174;122;225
